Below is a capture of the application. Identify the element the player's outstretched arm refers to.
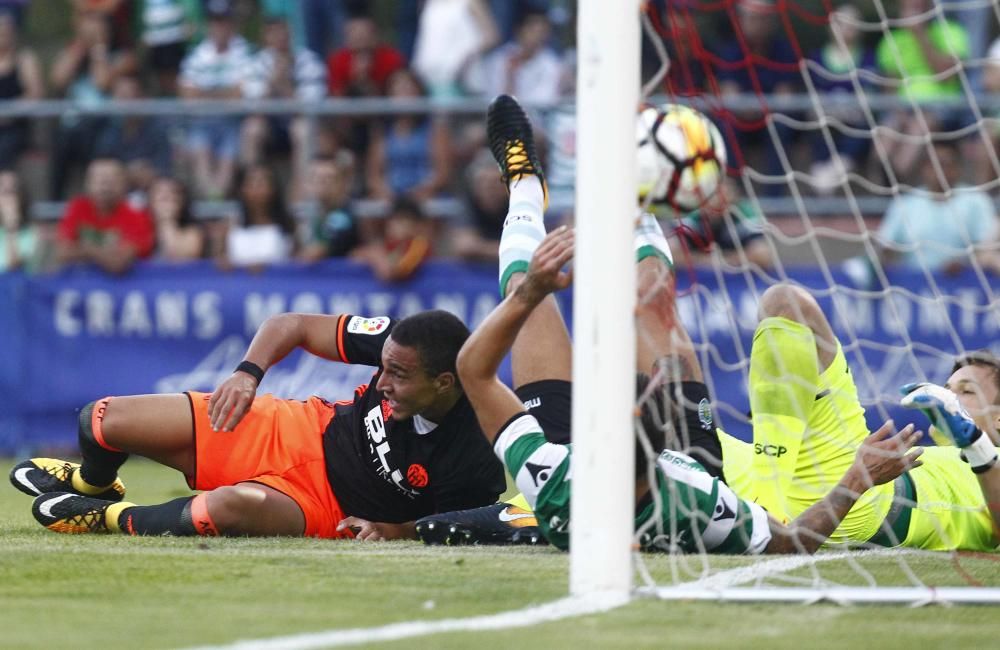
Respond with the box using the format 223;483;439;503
457;227;574;441
765;422;923;554
208;313;349;431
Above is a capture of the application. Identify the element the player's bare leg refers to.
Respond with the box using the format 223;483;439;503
97;394;197;475
632;215;723;477
634;219;702;383
508;280;572;386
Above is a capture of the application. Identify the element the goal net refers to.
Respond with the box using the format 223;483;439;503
604;0;1000;604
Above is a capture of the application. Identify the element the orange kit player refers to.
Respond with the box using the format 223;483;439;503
10;310;506;540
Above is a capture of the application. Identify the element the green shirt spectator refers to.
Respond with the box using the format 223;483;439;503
876;18;969;100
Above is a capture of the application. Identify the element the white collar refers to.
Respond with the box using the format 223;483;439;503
413;414;439;435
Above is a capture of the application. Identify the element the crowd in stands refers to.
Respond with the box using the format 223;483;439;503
1;0;1000;278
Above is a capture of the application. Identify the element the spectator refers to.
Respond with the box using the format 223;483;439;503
365;68;453;202
220;163;296;268
300;0;346;59
178;0;252;199
468;8;563;106
71;0;136;49
0;9;42;169
411;0;499;98
298;152;361;262
149;176;205;260
806;4;877;194
241;11;326;203
0;170;37;272
323;13;405;176
259;0;308;51
56;158;155;274
488;0;552;44
450;149;506;263
671;176;775;269
713;0;801;196
875;0;970;182
877;140;1000;275
326;14;404;97
49;8;139;199
137;0;204;96
356;195;433;282
93;74;173;207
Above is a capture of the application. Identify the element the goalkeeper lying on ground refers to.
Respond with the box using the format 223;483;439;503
421;94;922;553
717;284;1000;551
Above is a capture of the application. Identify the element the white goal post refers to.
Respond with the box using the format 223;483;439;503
569;0;642;599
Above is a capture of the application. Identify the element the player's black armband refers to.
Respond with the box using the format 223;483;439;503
235;361;265;385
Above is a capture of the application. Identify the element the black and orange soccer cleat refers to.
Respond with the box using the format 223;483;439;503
486;94;548;208
416;502;548;546
31;492;132;534
9;458;126;502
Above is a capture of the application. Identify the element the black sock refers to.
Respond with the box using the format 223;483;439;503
77;401;129;488
117;497;197;536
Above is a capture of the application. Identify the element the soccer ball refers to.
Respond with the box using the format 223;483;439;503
636;104;727;211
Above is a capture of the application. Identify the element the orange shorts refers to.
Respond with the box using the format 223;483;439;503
186;391;352;539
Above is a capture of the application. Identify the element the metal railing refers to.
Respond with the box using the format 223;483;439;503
9;92;1000;221
3;93;1000;118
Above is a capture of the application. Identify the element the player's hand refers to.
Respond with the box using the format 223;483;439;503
900;382;981;447
519;226;574;303
337;517;415;541
850;421;924;487
208;371;259;431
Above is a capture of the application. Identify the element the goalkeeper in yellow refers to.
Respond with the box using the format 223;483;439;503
718;283;1000;551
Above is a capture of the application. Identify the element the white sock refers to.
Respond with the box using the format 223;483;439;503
635;211;673;267
498;176;546;297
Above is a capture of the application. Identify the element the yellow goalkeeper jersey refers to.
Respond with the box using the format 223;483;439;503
740;317;893;544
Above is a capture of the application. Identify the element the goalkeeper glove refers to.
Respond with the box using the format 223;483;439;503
900;382;998;474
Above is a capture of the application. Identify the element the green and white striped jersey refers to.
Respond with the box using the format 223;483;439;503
494;413;773;553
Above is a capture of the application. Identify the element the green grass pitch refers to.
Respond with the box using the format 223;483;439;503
2;457;999;649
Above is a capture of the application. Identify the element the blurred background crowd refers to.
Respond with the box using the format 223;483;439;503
1;0;1000;279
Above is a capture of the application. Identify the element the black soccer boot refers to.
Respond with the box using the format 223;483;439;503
486;94;548;208
31;491;133;534
416;502;549;546
10;458;126;501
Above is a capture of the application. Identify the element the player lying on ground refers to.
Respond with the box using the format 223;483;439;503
418;93;730;544
10;310;505;539
423;94;922;553
718;284;1000;550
